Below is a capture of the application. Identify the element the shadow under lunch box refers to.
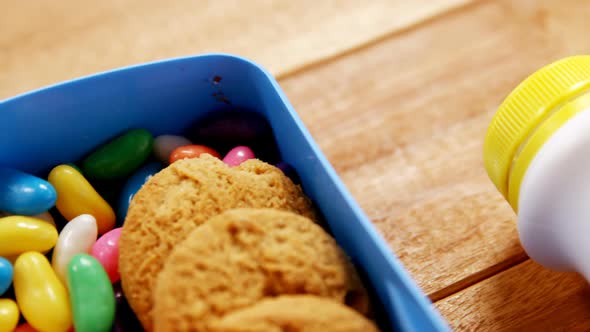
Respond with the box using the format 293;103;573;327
0;54;450;332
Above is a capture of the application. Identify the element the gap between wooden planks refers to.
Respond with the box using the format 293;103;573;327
276;0;590;329
436;261;590;331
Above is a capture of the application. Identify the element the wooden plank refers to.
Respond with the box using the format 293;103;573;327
279;0;590;297
0;0;470;99
436;260;590;331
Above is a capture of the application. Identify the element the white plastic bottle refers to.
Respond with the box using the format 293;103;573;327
484;55;590;280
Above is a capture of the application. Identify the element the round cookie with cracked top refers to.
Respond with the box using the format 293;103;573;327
153;208;369;332
118;155;318;331
209;295;379;332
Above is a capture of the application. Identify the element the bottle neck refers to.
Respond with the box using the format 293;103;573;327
508;90;590;211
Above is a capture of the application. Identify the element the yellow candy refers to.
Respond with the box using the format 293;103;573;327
0;216;58;256
14;252;72;332
0;299;18;332
48;165;116;235
0;211;56;227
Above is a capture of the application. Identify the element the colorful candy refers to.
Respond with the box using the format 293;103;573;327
66;163;82;172
191;110;271;146
117;162;163;222
0;211;55;227
0;167;57;216
0;216;58;256
153;135;192;164
14;252;72;332
0;258;13;296
13;323;38;332
32;211;55;226
222;146;255;166
48;165;116;235
169;144;220;164
67;254;115;332
0;118;291;329
81;129;154;180
111;283;143;331
275;161;300;184
91;227;122;283
52;214;98;285
0;299;19;332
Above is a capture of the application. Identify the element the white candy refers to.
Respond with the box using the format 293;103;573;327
153;135;192;164
51;214;98;285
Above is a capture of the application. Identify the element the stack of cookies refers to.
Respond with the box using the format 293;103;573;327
118;154;380;332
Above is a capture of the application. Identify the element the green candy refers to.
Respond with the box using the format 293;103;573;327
67;254;115;332
82;129;154;180
66;163;82;173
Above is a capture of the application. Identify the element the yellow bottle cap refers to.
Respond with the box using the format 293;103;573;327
484;56;590;210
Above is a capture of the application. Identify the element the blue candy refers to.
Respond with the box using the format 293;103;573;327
0;257;13;295
0;167;57;215
117;162;163;223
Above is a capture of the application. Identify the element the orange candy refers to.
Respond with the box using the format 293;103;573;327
169;145;220;164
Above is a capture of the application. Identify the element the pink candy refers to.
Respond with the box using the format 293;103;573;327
222;146;255;167
91;227;122;283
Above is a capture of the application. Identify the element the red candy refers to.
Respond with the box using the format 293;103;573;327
13;323;75;332
14;323;37;332
91;227;122;283
222;146;255;167
169;145;220;164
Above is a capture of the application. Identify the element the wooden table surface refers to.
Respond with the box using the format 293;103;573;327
3;1;590;330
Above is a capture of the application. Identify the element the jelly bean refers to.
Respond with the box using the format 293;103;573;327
0;299;18;332
112;283;143;332
4;256;17;265
0;211;55;227
222;146;255;166
13;325;74;332
169;144;220;164
275;161;300;184
66;163;82;173
0;167;57;216
0;216;58;256
91;227;121;283
14;323;37;332
52;214;98;285
14;252;71;332
117;162;163;222
191;110;271;145
153;135;192;164
0;258;13;295
67;254;115;332
32;211;55;226
81;129;154;180
48;165;116;235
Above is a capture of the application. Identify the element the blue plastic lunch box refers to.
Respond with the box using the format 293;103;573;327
0;54;450;332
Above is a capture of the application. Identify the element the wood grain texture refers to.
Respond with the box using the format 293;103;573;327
283;0;590;301
0;0;469;100
5;0;590;330
281;0;567;297
436;261;590;331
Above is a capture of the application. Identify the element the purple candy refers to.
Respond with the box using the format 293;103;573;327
111;283;143;331
194;110;270;143
188;110;282;163
275;161;300;184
